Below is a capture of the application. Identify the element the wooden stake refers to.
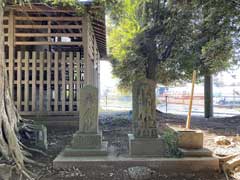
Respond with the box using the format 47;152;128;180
186;70;197;129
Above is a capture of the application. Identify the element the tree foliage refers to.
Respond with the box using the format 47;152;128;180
109;0;240;88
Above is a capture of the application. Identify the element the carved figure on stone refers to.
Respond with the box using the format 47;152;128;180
133;79;157;138
79;85;98;133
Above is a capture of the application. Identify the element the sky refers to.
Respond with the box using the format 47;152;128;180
100;60;240;96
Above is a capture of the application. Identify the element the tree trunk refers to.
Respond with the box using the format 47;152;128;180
0;4;25;170
204;73;213;118
146;57;157;81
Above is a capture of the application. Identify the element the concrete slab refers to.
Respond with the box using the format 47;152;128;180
179;148;213;157
53;155;219;172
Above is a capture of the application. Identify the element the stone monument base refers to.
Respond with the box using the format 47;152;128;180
61;131;108;157
63;141;108;156
128;134;166;157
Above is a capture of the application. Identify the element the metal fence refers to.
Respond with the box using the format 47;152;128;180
100;95;240;117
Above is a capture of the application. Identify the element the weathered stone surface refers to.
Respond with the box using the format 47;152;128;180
53;155;220;172
128;134;166;157
132;79;157;138
71;132;102;149
177;130;203;149
63;141;108;156
79;85;98;133
179;148;213;157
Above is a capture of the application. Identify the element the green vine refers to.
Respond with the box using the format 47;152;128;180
162;129;182;158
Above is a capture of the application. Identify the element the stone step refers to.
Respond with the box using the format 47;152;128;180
179;148;213;157
53;155;219;172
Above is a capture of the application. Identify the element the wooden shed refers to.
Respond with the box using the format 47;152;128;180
3;3;106;116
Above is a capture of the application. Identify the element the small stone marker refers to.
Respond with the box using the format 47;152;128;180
62;85;108;156
129;79;166;157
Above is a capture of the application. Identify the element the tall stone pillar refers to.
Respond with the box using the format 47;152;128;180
63;85;108;156
129;79;165;156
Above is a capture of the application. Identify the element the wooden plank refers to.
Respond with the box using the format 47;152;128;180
47;52;51;112
32;52;36;112
69;52;73;112
15;33;82;37
54;52;59;112
61;52;66;112
15;41;83;46
17;51;22;110
76;52;81;111
39;52;44;112
15;16;82;21
15;25;82;29
24;51;29;111
8;10;14;97
10;6;76;13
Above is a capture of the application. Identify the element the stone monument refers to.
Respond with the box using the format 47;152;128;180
129;79;165;156
63;85;108;156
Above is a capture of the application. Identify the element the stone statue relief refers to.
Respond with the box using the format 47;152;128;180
133;79;157;138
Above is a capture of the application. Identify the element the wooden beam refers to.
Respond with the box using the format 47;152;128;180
15;25;82;29
15;33;82;37
15;16;82;21
15;41;83;46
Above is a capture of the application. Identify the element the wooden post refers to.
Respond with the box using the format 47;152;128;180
76;52;81;111
24;51;29;112
82;14;89;86
8;10;15;97
39;52;44;112
47;52;51;111
32;52;36;111
17;51;22;110
186;70;196;129
54;52;59;112
61;52;66;112
69;52;73;112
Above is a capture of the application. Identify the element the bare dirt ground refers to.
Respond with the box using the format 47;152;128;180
4;111;240;180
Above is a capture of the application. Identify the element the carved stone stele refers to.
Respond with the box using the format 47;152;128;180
132;79;157;138
79;85;98;133
62;85;108;157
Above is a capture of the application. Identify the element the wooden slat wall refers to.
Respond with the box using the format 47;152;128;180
4;9;101;116
6;51;85;115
